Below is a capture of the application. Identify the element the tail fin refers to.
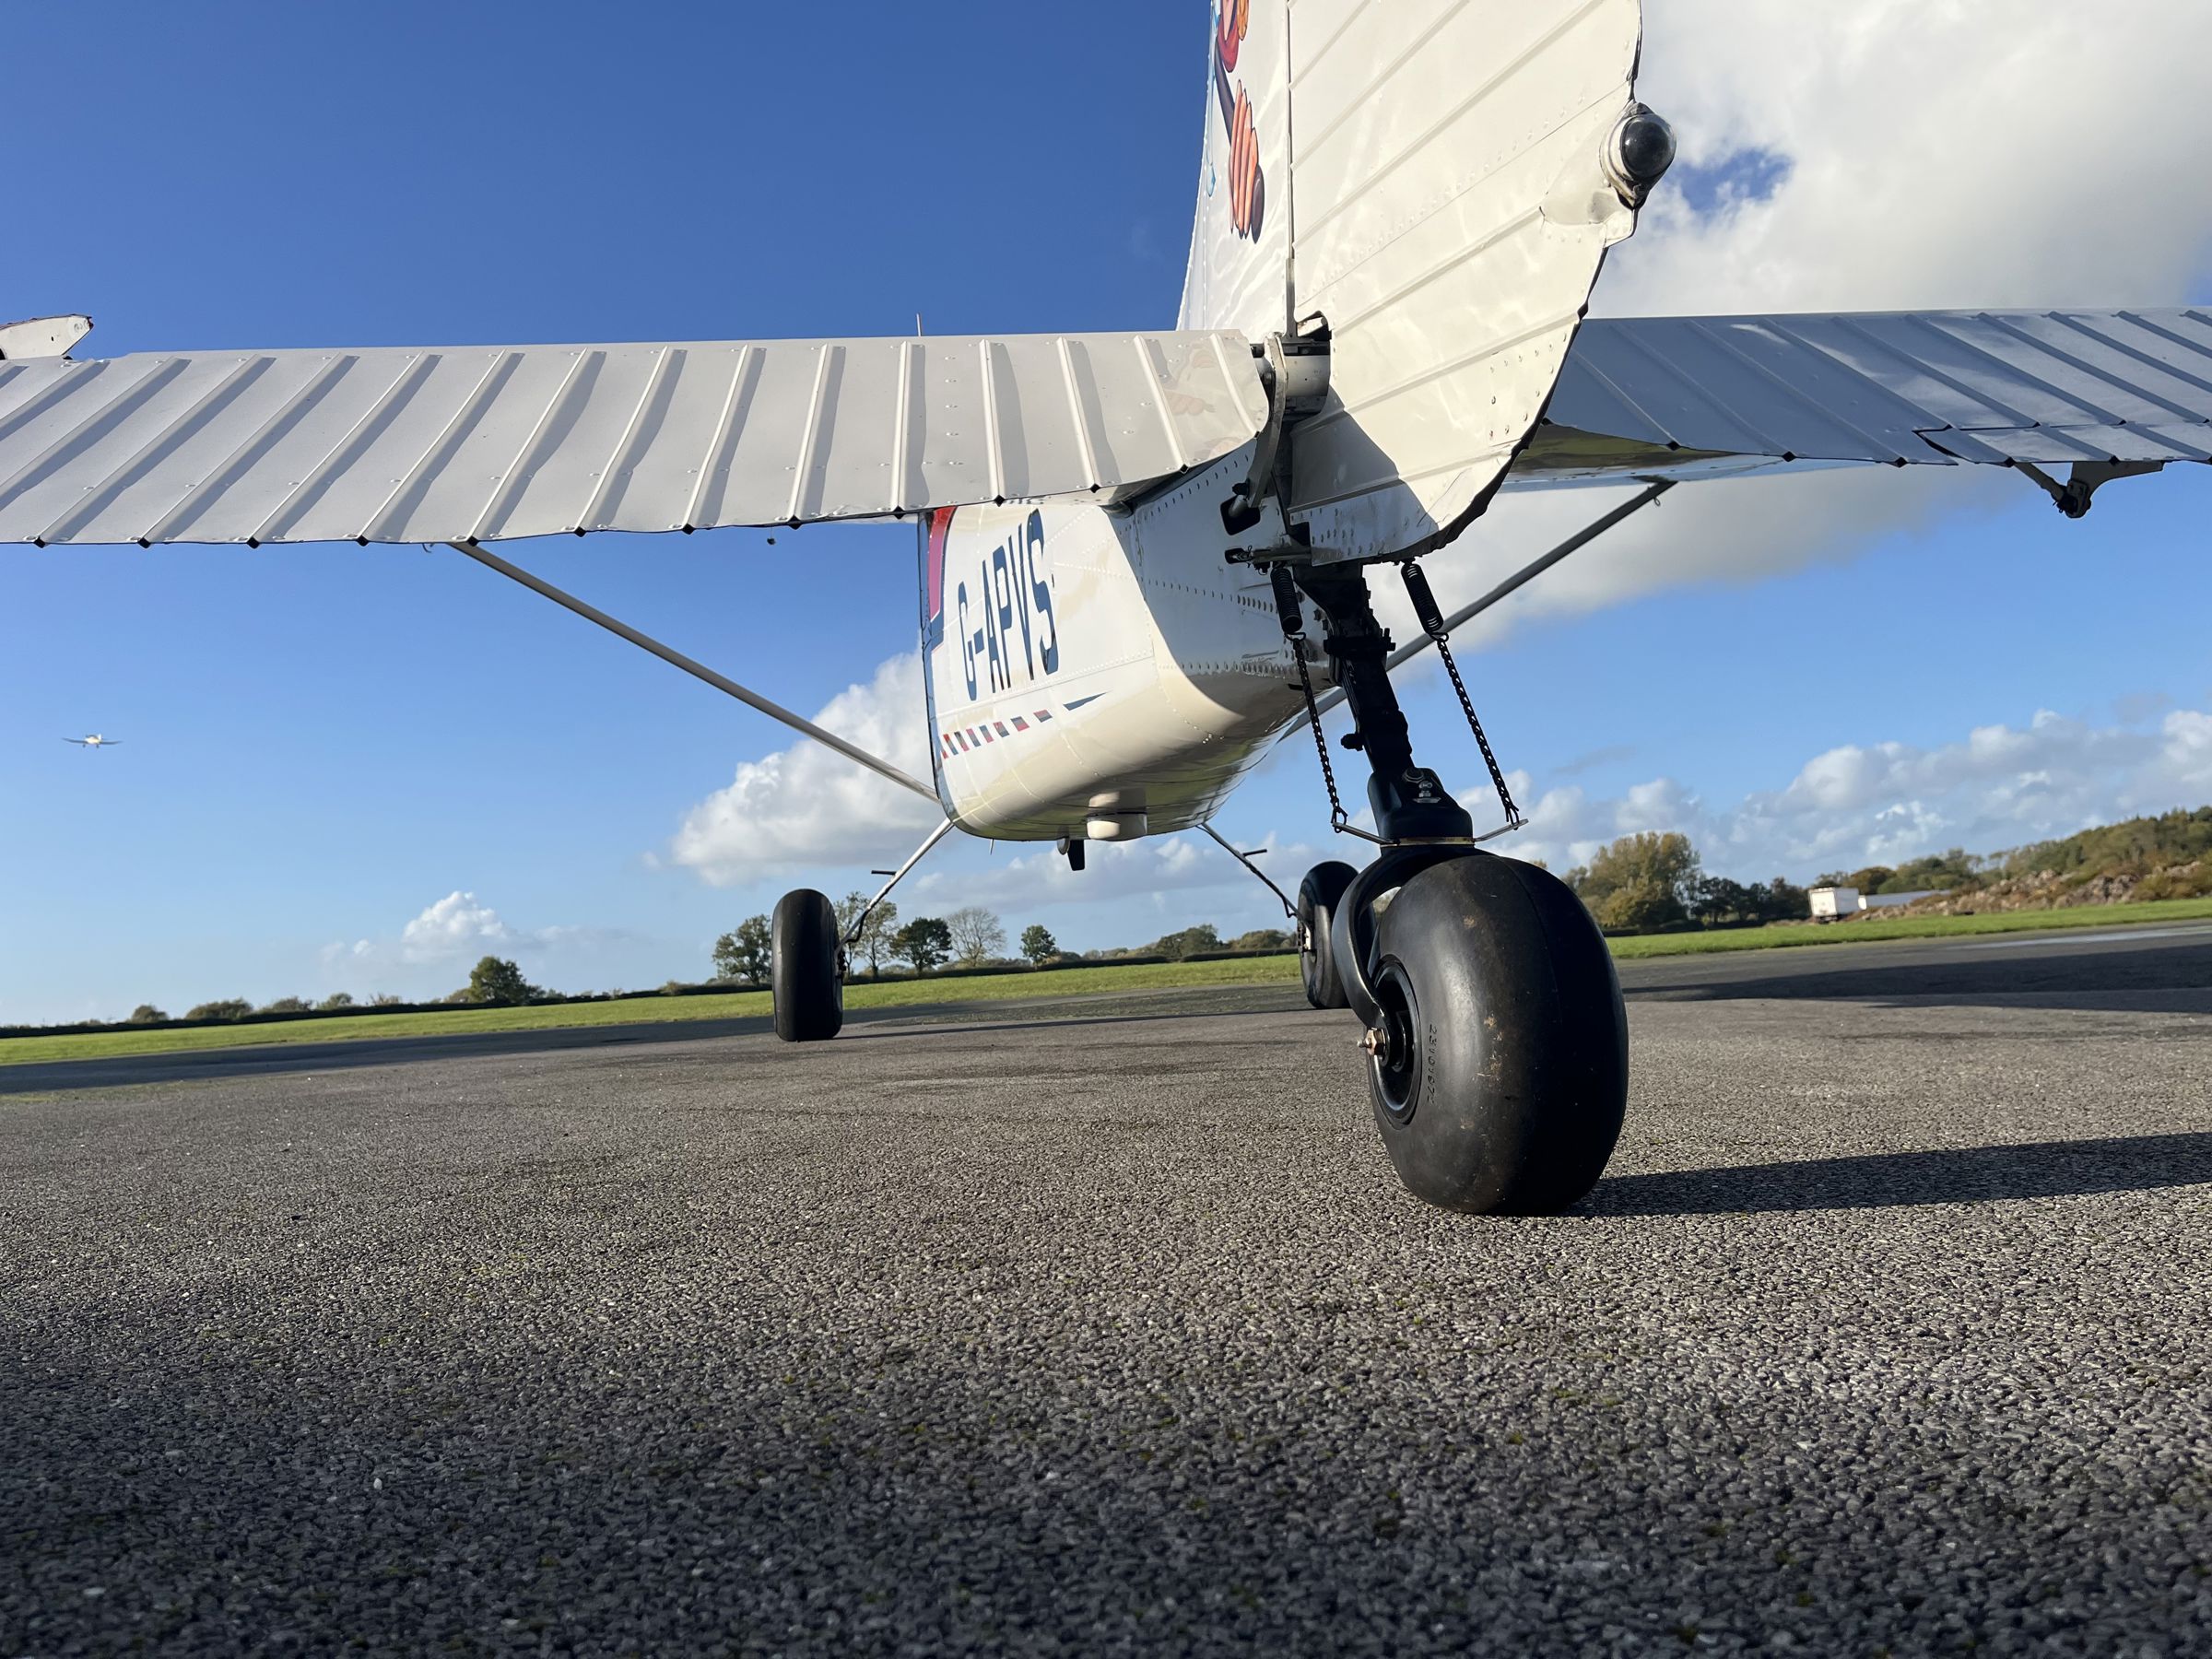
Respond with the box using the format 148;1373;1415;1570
1181;2;1655;564
1177;2;1293;336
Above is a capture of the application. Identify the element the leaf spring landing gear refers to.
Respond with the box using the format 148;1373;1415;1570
1268;559;1629;1215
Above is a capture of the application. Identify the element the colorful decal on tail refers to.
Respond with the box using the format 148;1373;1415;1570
922;507;953;653
1212;1;1265;242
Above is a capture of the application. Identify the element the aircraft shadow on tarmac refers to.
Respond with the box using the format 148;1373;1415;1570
1584;1132;2212;1217
1621;938;2212;1013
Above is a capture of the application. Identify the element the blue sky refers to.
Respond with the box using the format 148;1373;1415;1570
5;2;2210;1023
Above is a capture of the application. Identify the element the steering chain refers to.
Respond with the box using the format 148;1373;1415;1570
1269;564;1355;835
1402;559;1524;834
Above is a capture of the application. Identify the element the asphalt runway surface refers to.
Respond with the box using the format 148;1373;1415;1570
5;928;2208;1655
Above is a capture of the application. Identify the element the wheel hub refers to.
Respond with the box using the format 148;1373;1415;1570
1367;959;1421;1124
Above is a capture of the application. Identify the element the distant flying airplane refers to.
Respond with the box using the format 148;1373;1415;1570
63;735;120;749
5;3;2207;1216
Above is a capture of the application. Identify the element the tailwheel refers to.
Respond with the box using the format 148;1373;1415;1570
1296;860;1358;1009
1359;854;1628;1215
771;888;843;1043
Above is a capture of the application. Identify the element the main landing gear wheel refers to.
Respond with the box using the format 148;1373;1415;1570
1359;854;1628;1216
771;888;843;1043
1297;861;1358;1009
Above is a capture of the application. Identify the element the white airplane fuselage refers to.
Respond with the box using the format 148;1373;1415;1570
919;453;1327;844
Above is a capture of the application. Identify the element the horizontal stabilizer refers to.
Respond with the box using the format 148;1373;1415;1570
0;315;92;359
1512;308;2212;487
0;330;1266;546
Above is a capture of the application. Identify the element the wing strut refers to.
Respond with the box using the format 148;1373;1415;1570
845;818;957;956
1303;480;1675;722
446;541;938;803
1197;824;1295;920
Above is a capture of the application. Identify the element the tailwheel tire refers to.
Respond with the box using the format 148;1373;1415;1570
771;888;843;1043
1297;860;1358;1010
1363;854;1628;1215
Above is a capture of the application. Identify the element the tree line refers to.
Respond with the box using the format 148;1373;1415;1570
1563;832;1809;935
122;956;549;1024
711;897;1047;984
708;901;1301;989
84;808;2212;1028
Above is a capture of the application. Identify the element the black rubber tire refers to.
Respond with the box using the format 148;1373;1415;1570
1365;854;1628;1215
1297;861;1359;1010
771;888;843;1043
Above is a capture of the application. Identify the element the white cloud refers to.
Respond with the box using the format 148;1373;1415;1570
1404;1;2212;648
1495;701;2212;881
396;890;513;962
325;892;617;980
667;653;943;887
1619;1;2212;317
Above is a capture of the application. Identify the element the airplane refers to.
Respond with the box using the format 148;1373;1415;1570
63;735;121;749
3;2;2207;1216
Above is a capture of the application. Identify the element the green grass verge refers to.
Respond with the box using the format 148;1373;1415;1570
1608;896;2212;959
7;898;2207;1068
0;955;1304;1067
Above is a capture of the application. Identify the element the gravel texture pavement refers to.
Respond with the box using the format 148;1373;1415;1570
4;931;2208;1656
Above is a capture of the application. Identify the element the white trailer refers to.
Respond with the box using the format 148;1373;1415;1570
1809;887;1864;922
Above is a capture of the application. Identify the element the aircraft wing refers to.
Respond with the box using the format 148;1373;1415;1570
0;331;1267;546
1508;309;2212;488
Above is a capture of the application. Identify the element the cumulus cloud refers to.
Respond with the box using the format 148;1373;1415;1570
326;892;610;975
1618;1;2212;317
1411;0;2212;646
1496;702;2212;882
667;653;943;886
396;891;514;961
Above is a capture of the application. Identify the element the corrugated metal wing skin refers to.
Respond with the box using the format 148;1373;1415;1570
1514;308;2212;486
0;332;1267;546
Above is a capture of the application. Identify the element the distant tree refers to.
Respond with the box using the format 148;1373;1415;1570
835;891;868;940
1150;924;1224;960
1759;877;1811;922
1594;880;1685;934
370;993;406;1008
852;899;899;980
1883;850;1980;893
185;998;253;1022
1230;928;1292;953
126;1004;169;1025
893;917;953;974
1811;865;1897;896
261;996;312;1015
1690;877;1759;928
1691;872;1810;928
712;915;773;986
1020;924;1060;965
946;906;1007;968
465;956;539;1006
1570;833;1700;932
317;993;356;1011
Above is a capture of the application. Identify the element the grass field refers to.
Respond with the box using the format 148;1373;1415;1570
0;956;1305;1067
6;897;2207;1068
1607;895;2212;958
